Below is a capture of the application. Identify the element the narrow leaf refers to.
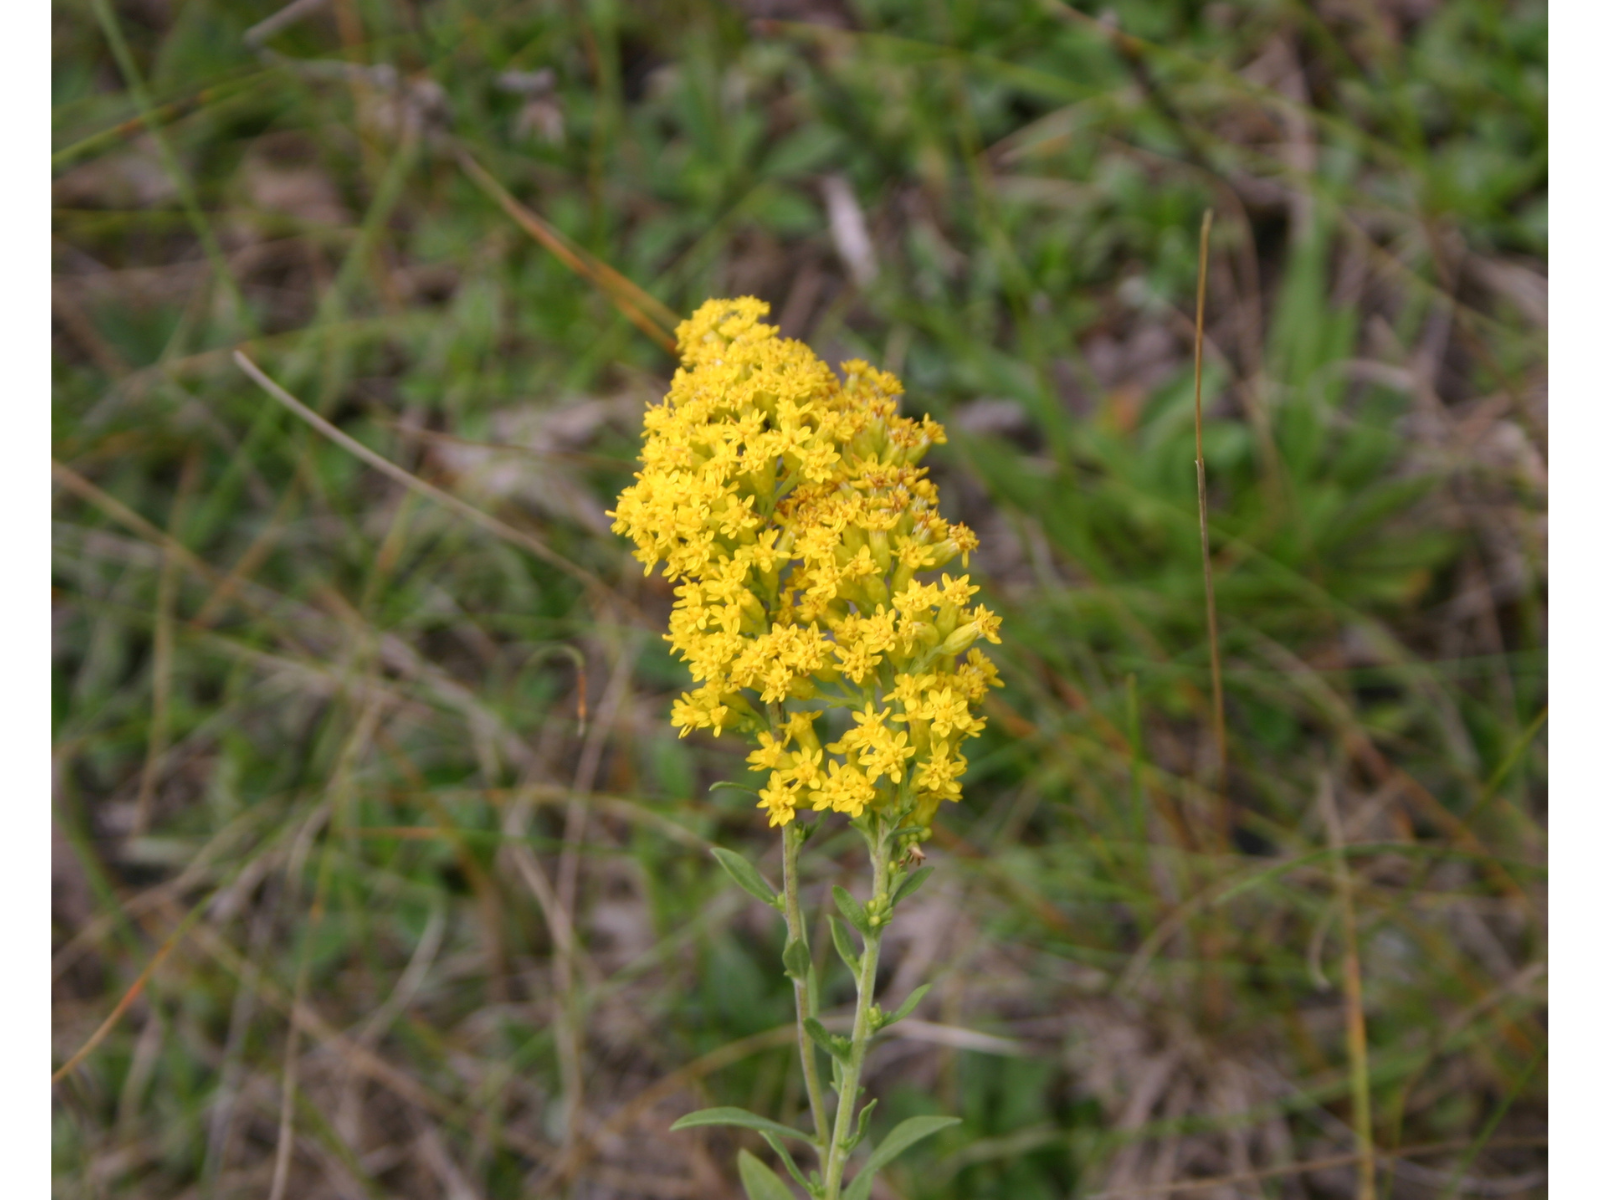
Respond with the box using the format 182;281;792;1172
803;1017;852;1061
671;1106;815;1144
832;884;870;935
892;866;931;904
848;1097;879;1151
853;1115;961;1187
827;914;861;976
738;1148;798;1200
712;846;780;909
759;1131;811;1191
782;937;811;980
841;1167;876;1200
882;983;932;1028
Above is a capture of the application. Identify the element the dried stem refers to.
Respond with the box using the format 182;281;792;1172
553;643;634;1145
1317;772;1376;1200
1191;207;1229;848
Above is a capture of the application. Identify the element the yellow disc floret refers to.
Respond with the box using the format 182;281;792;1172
610;298;1002;827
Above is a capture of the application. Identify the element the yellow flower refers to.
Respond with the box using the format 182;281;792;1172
758;778;802;827
814;759;876;818
747;732;787;772
610;298;1003;828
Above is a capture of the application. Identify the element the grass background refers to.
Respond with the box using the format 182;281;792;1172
50;0;1547;1197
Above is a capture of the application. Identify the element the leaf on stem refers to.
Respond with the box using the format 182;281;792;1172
828;914;861;976
832;884;871;936
891;866;931;904
803;1016;853;1061
671;1106;816;1145
879;983;931;1029
782;936;812;980
759;1131;814;1192
738;1148;800;1200
846;1097;878;1153
841;1115;962;1200
712;846;781;910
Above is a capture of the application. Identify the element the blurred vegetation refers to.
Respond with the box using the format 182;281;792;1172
51;1;1546;1198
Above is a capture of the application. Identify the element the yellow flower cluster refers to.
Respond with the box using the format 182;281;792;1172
610;298;1002;828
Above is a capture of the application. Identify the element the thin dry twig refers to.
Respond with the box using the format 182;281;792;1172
540;1024;796;1190
454;147;679;353
134;449;200;834
1317;772;1376;1200
232;350;629;610
1191;208;1228;847
53;459;220;582
244;0;330;47
552;640;636;1151
51;914;195;1084
268;694;387;1200
192;477;300;628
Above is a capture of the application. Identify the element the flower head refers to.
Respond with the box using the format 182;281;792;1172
611;298;1002;827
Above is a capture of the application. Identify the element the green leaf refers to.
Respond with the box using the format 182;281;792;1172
881;983;932;1028
671;1107;815;1144
841;1115;961;1200
759;1131;812;1192
803;1017;852;1061
891;866;931;904
828;914;861;976
832;884;870;935
762;125;845;179
782;937;811;980
712;846;780;910
841;1167;875;1200
710;781;762;798
846;1097;878;1152
738;1148;798;1200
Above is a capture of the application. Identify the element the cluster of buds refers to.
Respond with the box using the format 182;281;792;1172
610;298;1002;829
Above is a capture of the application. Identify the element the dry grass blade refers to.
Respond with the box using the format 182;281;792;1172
269;694;387;1199
52;74;268;169
180;920;455;1126
454;148;679;354
539;1025;799;1190
1439;1048;1546;1200
232;350;629;610
1191;207;1228;847
1317;772;1376;1200
266;930;315;1200
244;0;329;47
84;0;252;329
53;459;220;583
52;903;205;1084
191;479;299;628
551;644;635;1149
133;450;200;834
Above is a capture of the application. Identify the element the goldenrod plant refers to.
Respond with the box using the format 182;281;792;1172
611;298;1003;1199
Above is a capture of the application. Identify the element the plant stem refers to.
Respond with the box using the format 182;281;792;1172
822;824;891;1200
782;821;831;1164
1191;206;1229;850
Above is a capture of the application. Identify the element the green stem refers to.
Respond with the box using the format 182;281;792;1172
782;821;831;1165
822;823;891;1200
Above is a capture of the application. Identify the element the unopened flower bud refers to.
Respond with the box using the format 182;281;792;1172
938;622;982;657
869;530;892;573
